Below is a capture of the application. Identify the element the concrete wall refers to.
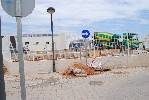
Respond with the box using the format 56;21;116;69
4;55;149;75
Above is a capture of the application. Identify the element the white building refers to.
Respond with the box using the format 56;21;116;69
2;33;66;61
144;34;149;51
22;33;66;51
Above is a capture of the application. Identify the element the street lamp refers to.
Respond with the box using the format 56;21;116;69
47;7;56;72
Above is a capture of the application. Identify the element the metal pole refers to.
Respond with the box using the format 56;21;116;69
127;31;129;56
85;39;87;65
122;34;124;56
93;34;95;58
80;42;81;60
0;17;6;100
16;17;26;100
16;0;26;100
94;45;95;58
51;14;56;72
114;36;116;49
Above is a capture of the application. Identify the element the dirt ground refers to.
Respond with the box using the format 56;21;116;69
4;67;149;100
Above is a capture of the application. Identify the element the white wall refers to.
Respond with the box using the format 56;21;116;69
22;33;66;51
145;35;149;49
2;36;11;61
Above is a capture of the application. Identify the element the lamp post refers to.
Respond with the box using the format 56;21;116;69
47;7;56;72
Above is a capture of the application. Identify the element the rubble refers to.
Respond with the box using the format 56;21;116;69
75;74;88;77
62;63;111;77
62;63;95;77
3;64;8;74
94;68;111;72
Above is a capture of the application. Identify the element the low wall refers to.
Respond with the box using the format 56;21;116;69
4;55;149;75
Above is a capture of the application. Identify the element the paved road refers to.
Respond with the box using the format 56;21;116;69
5;67;149;100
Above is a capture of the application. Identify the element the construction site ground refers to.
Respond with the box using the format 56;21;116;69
5;67;149;100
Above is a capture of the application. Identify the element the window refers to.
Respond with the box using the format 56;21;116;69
36;42;39;44
25;42;29;45
46;42;49;44
103;35;105;38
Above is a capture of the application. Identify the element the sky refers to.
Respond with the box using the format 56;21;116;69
0;0;149;41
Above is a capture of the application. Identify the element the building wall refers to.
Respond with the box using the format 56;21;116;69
22;33;66;51
2;36;11;61
2;33;66;62
145;35;149;49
